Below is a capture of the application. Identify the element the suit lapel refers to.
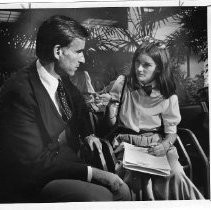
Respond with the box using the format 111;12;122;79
29;62;65;141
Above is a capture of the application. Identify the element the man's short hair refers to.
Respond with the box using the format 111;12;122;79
36;15;89;62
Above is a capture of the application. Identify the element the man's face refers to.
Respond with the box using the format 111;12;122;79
56;38;86;76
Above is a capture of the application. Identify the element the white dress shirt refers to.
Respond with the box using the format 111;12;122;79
36;60;92;182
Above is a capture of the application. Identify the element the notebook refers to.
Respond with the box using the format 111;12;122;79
123;142;171;176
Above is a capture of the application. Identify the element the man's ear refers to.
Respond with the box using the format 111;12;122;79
53;45;61;60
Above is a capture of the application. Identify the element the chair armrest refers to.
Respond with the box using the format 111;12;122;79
178;128;209;167
176;135;193;180
101;139;117;165
178;128;210;198
97;148;108;171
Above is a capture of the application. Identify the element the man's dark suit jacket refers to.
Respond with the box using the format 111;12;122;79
0;62;93;198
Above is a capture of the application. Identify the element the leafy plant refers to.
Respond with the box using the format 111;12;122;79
83;7;182;90
166;7;207;63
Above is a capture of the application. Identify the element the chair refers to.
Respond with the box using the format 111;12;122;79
178;102;209;198
87;111;210;200
179;102;209;157
177;128;210;199
175;134;192;180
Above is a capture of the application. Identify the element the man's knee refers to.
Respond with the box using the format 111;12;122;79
113;183;131;201
40;179;114;202
84;184;113;201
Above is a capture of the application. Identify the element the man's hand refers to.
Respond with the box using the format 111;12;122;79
85;134;102;154
92;168;124;192
148;142;166;157
58;130;67;145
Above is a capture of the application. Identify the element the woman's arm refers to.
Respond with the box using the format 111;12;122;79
162;133;177;152
148;133;177;156
105;100;119;128
105;75;125;128
148;95;181;156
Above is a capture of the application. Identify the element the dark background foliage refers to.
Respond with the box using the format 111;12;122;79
0;7;208;105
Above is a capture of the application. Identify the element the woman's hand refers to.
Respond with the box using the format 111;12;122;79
98;93;112;102
148;142;166;157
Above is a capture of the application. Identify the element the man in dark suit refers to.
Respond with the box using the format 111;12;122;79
0;15;130;202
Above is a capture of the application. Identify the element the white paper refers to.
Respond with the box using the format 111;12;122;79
123;142;171;176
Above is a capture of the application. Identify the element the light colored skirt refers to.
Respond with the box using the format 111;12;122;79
114;133;205;200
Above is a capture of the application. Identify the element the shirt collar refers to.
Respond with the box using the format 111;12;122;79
36;59;59;95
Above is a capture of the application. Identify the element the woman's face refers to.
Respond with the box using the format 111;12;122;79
134;53;157;85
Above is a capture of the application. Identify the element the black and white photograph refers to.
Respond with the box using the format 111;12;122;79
0;0;210;209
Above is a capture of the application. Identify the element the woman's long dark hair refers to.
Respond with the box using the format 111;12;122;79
127;40;176;99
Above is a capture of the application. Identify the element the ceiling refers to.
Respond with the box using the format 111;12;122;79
0;8;128;35
0;10;21;22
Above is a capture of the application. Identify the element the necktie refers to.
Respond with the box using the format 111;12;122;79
57;79;72;122
142;85;152;96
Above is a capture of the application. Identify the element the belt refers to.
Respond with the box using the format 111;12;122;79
117;126;162;135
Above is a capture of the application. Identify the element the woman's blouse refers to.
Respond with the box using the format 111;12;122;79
109;75;181;134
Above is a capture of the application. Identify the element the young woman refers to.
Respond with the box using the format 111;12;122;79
108;38;204;200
